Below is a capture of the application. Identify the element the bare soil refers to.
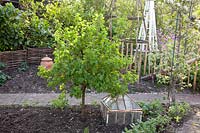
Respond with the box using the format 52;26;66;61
0;105;125;133
0;105;197;133
0;65;194;94
0;65;58;93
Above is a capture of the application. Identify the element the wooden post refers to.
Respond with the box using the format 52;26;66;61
187;68;190;85
108;0;116;41
193;61;198;91
129;42;133;69
121;41;124;57
138;49;142;83
126;42;129;70
143;44;148;75
126;42;129;57
148;54;151;75
153;56;156;74
159;52;163;73
134;43;139;71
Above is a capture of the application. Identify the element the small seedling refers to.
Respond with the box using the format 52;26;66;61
18;62;29;72
0;71;10;86
0;62;6;70
51;91;68;110
91;101;98;106
84;127;89;133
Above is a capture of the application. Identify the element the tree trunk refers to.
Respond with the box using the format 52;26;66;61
168;78;176;104
81;84;87;121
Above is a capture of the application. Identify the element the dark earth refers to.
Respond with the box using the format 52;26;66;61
0;105;197;133
0;64;171;94
0;106;125;133
0;65;58;93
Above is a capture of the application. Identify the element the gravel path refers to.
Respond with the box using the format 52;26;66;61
0;92;200;106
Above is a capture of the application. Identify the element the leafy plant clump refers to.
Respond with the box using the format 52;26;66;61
126;100;190;133
156;74;170;86
18;62;29;72
0;62;10;86
125;115;171;133
138;99;164;120
51;91;68;110
0;62;6;70
168;102;190;123
38;13;137;114
0;71;10;86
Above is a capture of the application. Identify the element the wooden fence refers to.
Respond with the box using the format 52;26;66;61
0;48;53;69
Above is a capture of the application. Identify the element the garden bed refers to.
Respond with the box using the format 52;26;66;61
0;104;197;133
0;65;54;93
0;64;148;93
0;65;193;94
0;105;125;133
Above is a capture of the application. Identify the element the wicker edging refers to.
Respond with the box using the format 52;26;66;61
0;48;54;69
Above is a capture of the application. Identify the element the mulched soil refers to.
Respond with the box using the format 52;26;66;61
0;105;125;133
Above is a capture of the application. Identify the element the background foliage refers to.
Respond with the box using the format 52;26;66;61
1;0;200;91
0;3;25;51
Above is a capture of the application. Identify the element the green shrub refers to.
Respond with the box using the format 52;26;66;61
22;1;55;48
0;3;54;51
24;15;54;48
0;3;25;51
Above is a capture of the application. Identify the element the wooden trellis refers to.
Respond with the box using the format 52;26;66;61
117;0;158;83
120;39;134;69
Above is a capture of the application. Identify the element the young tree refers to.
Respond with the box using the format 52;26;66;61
38;14;137;114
